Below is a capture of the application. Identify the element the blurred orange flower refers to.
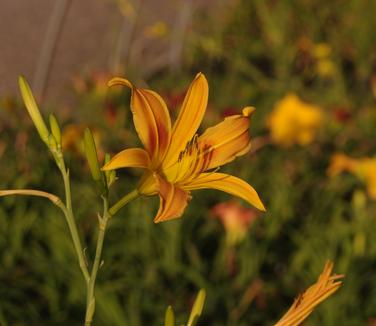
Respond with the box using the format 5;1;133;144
268;93;323;147
327;153;356;177
62;124;104;160
328;153;376;199
73;72;118;96
211;201;259;245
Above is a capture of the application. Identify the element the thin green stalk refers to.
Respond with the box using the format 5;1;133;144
109;190;139;216
57;155;90;283
0;189;61;205
84;190;138;326
84;197;109;326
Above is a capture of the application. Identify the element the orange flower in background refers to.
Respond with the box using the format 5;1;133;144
274;261;344;326
211;201;259;245
62;124;86;153
268;94;323;147
102;73;265;223
327;153;356;177
62;124;104;160
328;153;376;199
72;72;115;96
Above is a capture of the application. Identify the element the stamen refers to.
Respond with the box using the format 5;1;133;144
178;151;183;163
178;134;199;162
166;134;216;184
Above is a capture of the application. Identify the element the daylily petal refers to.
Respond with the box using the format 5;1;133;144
140;89;171;161
183;172;265;211
154;176;191;223
102;148;150;170
108;77;171;165
163;73;208;168
199;107;254;170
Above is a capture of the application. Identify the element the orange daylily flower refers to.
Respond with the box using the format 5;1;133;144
274;261;344;326
102;73;265;222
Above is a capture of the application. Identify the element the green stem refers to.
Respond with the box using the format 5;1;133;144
57;155;90;283
84;197;109;326
0;189;61;205
84;190;138;325
109;189;139;216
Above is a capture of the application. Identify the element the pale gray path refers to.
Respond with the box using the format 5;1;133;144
0;0;220;107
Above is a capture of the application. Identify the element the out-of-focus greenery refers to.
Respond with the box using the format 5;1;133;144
1;0;376;325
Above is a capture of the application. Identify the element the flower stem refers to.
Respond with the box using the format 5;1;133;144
109;189;139;216
84;190;139;325
84;196;109;326
56;152;90;283
0;189;61;205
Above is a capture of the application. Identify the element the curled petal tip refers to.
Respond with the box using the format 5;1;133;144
195;72;206;80
108;77;133;89
242;106;256;117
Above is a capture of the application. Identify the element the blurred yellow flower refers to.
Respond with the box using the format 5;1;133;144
103;73;265;222
211;201;259;245
313;43;336;78
356;160;376;199
313;43;332;59
274;261;344;326
328;153;376;199
316;59;336;78
268;94;323;147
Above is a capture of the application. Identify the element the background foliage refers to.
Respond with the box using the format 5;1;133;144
1;0;376;325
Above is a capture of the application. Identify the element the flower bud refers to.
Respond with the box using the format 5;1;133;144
84;128;102;183
18;76;50;144
187;289;206;326
49;114;62;147
164;306;175;326
48;134;58;152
